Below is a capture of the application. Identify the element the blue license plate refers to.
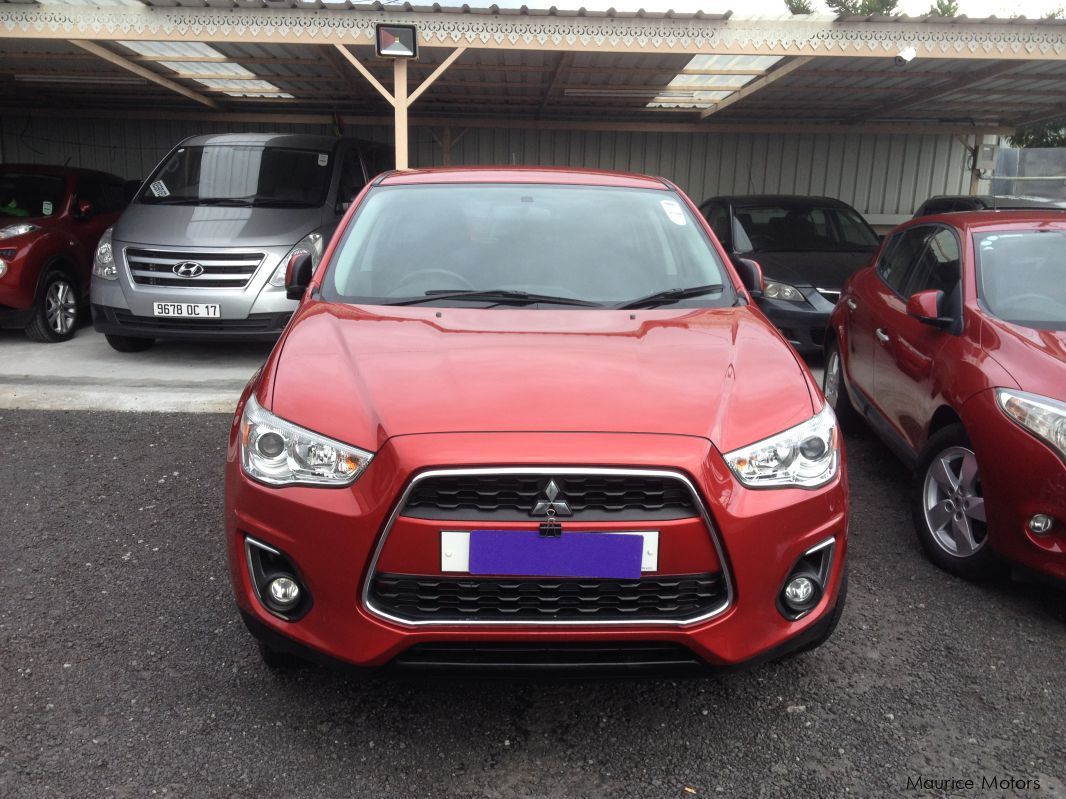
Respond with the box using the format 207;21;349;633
468;530;643;579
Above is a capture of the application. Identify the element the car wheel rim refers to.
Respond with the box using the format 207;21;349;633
45;280;77;335
824;350;840;407
922;445;987;558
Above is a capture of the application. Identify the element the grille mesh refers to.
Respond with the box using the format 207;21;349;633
402;474;697;521
126;248;264;289
369;572;725;622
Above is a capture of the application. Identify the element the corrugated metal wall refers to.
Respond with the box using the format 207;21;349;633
1;115;971;218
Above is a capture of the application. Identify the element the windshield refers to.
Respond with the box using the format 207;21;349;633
733;204;879;253
0;173;66;218
975;229;1066;330
324;184;734;308
138;145;333;208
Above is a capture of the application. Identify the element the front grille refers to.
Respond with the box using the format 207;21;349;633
126;248;264;289
391;642;704;672
369;572;725;622
402;474;698;521
111;310;289;332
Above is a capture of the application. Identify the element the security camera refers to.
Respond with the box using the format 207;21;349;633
894;46;917;66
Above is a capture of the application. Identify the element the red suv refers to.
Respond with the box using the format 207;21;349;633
0;165;127;342
225;168;849;673
825;211;1065;584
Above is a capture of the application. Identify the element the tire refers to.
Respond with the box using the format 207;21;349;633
257;639;303;670
822;340;862;433
911;424;1000;581
25;270;80;343
105;334;155;353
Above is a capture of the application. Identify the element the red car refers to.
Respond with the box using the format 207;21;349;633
825;211;1065;584
225;167;849;672
0;165;127;342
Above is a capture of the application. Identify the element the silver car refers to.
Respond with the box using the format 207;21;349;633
90;133;386;351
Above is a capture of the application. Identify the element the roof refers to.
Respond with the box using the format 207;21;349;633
377;166;669;189
904;209;1066;230
179;132;342;148
707;195;855;208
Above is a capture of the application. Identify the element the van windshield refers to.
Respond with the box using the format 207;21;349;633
137;145;333;208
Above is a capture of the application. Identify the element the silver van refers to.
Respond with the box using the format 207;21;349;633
91;133;387;351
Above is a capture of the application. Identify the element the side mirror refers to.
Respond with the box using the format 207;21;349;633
906;289;952;329
734;257;764;298
285;252;315;301
75;200;94;219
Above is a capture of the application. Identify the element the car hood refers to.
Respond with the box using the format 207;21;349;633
749;249;876;290
268;303;817;453
113;203;323;247
984;316;1066;401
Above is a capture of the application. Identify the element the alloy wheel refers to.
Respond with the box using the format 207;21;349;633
921;445;987;558
45;279;77;335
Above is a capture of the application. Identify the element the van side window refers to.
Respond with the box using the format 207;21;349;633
338;153;367;210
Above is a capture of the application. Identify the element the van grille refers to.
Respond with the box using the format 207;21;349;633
126;248;264;289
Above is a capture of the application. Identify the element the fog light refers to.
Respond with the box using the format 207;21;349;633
784;576;815;605
267;575;301;609
1028;514;1054;535
0;260;7;279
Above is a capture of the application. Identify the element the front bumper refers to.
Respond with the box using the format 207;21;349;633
963;389;1066;583
225;421;849;671
91;303;291;342
757;288;836;354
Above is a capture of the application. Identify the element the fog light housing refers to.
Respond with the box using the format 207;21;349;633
245;537;312;621
1028;514;1054;535
0;260;7;278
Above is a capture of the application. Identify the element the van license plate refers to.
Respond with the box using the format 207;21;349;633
153;303;221;318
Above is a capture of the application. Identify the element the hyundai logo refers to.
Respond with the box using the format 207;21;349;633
531;479;572;517
172;261;204;278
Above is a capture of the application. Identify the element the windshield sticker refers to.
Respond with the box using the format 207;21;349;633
318;153;329;167
41;200;53;216
149;180;170;198
661;199;687;226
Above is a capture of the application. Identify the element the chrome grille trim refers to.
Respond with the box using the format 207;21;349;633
360;467;735;628
124;247;265;289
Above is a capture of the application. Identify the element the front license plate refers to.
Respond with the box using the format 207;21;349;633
455;530;647;579
152;302;221;318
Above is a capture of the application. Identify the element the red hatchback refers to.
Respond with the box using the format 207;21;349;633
825;211;1065;584
225;168;849;673
0;165;127;342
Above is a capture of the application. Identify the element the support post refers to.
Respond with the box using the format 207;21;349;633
394;58;409;170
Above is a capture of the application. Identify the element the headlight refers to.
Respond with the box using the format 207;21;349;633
723;404;840;489
0;223;40;240
270;232;325;288
240;395;372;487
996;389;1066;460
92;227;117;280
763;281;805;302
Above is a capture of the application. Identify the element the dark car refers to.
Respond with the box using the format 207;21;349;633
699;195;880;354
0;165;127;342
915;195;1066;217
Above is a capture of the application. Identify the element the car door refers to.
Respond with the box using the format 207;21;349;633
872;226;961;450
843;226;932;401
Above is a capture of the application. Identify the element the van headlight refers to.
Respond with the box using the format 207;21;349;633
997;389;1066;460
270;232;324;287
723;405;839;489
92;227;117;280
240;395;373;487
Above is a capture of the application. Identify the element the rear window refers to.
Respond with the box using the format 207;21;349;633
975;229;1066;330
324;183;733;307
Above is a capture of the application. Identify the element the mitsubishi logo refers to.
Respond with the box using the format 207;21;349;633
531;479;572;517
172;261;204;278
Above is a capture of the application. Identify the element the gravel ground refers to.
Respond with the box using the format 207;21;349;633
1;410;1063;799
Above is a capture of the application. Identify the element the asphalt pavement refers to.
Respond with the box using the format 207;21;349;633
1;411;1063;798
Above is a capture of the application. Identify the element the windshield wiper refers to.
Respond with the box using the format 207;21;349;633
617;284;725;310
388;289;604;307
250;198;318;208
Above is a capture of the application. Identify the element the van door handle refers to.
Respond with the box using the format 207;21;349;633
846;299;857;311
876;328;890;344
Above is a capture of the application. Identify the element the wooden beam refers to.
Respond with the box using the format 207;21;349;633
538;52;575;116
407;47;468;105
67;40;219;110
333;45;394;106
700;57;814;120
322;45;369;100
851;60;1023;121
